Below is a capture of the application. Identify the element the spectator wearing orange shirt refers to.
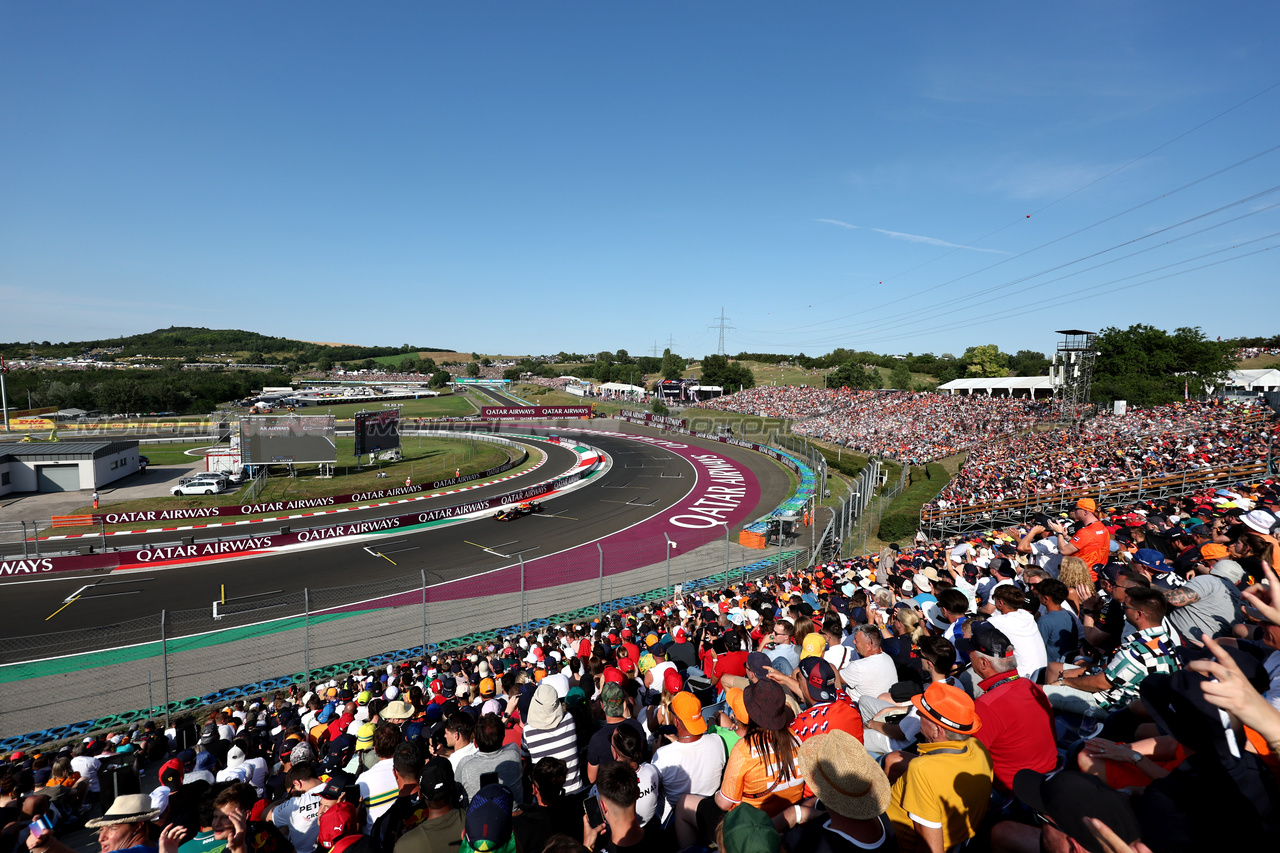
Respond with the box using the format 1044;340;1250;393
1048;498;1111;576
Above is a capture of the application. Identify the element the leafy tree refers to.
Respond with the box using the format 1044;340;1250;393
429;369;452;389
398;358;418;374
502;367;523;381
962;344;1009;378
246;351;265;364
1091;324;1234;406
1008;349;1051;376
614;348;631;364
888;361;913;389
420;357;436;374
465;361;481;377
651;398;671;416
660;348;686;381
828;361;882;390
481;357;492;367
700;354;755;390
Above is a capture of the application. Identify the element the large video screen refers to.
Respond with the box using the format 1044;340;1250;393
354;408;401;457
240;415;337;464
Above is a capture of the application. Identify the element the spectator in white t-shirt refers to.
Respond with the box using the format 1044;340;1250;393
839;625;899;702
987;585;1049;679
652;691;726;824
268;762;327;853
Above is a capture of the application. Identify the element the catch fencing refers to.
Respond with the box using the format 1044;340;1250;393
0;540;809;749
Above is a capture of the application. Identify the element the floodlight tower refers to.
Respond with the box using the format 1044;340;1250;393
1051;329;1098;421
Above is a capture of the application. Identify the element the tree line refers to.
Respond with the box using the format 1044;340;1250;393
2;368;294;416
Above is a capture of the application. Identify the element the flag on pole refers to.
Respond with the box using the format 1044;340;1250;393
1184;379;1189;400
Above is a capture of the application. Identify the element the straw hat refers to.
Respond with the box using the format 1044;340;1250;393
86;794;162;827
798;730;890;821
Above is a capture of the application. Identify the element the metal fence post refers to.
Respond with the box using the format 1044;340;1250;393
598;543;604;616
160;610;170;727
421;569;428;654
519;556;526;631
303;588;311;686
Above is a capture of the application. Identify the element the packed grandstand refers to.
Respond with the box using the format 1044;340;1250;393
4;392;1280;853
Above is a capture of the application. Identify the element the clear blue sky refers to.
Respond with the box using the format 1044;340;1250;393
4;2;1278;360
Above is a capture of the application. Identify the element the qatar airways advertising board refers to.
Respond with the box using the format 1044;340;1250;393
480;406;593;420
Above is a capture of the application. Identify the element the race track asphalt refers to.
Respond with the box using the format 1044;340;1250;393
4;425;789;640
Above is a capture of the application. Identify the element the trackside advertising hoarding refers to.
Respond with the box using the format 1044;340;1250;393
5;467;589;579
617;414;802;475
480;406;592;420
93;451;528;525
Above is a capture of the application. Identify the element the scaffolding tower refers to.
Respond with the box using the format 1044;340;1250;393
1052;329;1098;421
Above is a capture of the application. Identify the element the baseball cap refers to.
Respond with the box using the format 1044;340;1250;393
671;691;708;735
800;632;827;660
799;658;838;704
967;621;1015;660
478;678;496;698
662;667;683;694
1132;549;1170;571
317;801;360;850
600;682;627;718
1012;770;1141;853
1199;543;1229;562
1076;498;1097;512
720;803;781;853
745;652;773;681
724;686;749;724
419;757;455;802
320;770;353;800
464;784;514;853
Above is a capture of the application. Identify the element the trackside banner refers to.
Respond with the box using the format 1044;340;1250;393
2;468;591;579
93;451;529;526
481;406;593;420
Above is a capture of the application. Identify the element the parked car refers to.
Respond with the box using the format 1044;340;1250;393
171;478;224;496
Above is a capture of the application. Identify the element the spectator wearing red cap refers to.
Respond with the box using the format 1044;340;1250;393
884;683;993;853
965;623;1057;795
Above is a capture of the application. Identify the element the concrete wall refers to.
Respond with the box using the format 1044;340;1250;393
92;449;140;488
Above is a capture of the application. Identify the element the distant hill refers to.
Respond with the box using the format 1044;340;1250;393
0;327;449;366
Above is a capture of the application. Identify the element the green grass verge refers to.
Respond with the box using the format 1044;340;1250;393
876;462;951;543
54;437;526;532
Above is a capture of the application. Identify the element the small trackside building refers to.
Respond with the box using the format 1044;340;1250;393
0;441;142;496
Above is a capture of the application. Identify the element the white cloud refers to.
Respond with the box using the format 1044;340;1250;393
871;228;1009;254
814;219;859;229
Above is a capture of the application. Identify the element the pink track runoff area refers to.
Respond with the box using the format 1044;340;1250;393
322;429;762;613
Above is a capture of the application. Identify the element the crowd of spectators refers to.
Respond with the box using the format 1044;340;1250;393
6;480;1280;853
928;399;1274;510
695;389;1052;465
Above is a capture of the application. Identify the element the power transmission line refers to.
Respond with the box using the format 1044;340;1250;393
708;308;735;356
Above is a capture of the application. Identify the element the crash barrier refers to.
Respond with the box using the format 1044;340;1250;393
919;461;1271;533
91;442;531;526
0;548;807;753
0;452;590;581
616;414;821;547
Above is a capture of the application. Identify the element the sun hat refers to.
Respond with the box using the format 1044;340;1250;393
1242;509;1277;534
912;682;980;735
720;803;781;853
86;793;162;827
382;700;415;721
671;691;708;735
743;679;791;730
798;730;891;821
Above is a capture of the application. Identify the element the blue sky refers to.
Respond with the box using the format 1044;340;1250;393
3;2;1278;360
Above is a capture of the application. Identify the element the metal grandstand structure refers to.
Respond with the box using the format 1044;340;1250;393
918;460;1271;539
1051;329;1098;420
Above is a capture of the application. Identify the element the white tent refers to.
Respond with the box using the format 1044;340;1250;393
599;382;647;399
936;376;1055;398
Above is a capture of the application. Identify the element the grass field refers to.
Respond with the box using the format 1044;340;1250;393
1238;355;1280;369
56;436;530;532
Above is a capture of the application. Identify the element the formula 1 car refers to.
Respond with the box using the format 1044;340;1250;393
493;500;544;521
